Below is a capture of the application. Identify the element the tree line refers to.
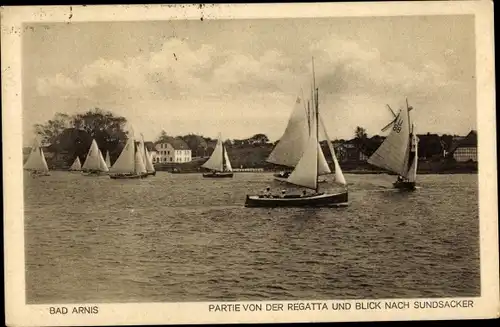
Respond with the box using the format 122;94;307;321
33;110;462;165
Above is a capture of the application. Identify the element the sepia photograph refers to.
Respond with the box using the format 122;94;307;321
2;2;498;326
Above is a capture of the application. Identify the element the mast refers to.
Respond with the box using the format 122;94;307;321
312;56;319;194
222;142;226;171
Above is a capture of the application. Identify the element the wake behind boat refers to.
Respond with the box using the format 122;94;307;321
245;58;348;208
201;135;234;178
367;99;418;191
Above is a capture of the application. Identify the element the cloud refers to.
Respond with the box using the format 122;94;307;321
31;35;472;142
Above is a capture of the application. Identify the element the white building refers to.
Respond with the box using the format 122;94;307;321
154;138;192;163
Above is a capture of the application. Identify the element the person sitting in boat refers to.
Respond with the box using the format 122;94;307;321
397;175;405;183
302;190;307;197
281;189;287;198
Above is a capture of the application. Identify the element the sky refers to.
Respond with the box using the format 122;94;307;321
22;15;476;145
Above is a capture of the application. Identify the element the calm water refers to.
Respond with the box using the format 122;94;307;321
24;172;480;304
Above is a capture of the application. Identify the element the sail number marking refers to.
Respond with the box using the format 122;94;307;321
393;117;403;133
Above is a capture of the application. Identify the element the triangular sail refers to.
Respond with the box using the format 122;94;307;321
319;114;347;185
140;135;155;173
223;147;233;172
69;157;82;171
105;151;111;168
267;97;310;167
24;140;49;172
367;105;411;176
202;138;224;172
287;103;319;190
98;149;109;172
109;138;135;174
406;127;418;182
134;145;147;175
82;139;108;172
144;148;155;173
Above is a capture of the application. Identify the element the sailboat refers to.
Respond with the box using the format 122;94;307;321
105;151;111;169
367;99;418;191
140;134;156;176
82;139;109;175
268;94;331;184
109;135;148;179
201;135;234;178
24;139;50;176
245;58;348;208
69;156;82;171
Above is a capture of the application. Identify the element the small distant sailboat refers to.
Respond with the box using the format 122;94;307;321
245;58;348;208
69;156;82;171
267;93;331;184
82;139;109;176
24;139;50;176
202;135;234;178
105;151;111;169
140;134;156;176
109;135;148;179
367;99;418;191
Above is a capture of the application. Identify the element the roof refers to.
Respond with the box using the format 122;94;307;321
449;130;477;154
156;137;190;150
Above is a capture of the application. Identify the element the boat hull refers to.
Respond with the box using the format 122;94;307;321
109;173;148;179
28;171;51;177
393;180;416;191
147;171;156;176
202;172;234;178
82;171;108;177
245;191;348;208
274;176;327;184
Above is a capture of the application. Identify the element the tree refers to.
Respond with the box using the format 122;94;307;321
34;108;129;165
248;133;269;144
156;130;170;143
354;126;368;140
34;113;71;145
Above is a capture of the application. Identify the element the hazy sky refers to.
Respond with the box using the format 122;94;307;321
23;15;476;144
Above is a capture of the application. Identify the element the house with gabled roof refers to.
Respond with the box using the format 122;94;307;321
154;137;192;163
449;130;478;162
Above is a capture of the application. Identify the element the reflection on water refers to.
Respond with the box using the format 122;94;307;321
24;172;480;303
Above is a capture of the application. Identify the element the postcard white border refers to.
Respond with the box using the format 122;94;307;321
2;2;498;326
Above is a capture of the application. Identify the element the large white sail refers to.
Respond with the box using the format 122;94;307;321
223;148;233;172
24;140;49;172
140;135;155;173
109;138;136;174
406;126;418;182
134;147;147;175
82;139;108;172
367;105;411;176
267;97;310;167
98;149;109;172
202;138;224;172
144;148;155;173
105;151;111;168
69;157;82;171
319;114;347;186
287;105;319;191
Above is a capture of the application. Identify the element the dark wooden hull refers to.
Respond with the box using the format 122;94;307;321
202;172;234;178
82;171;108;177
393;180;416;191
245;191;348;208
274;176;327;184
109;174;147;179
273;171;291;178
